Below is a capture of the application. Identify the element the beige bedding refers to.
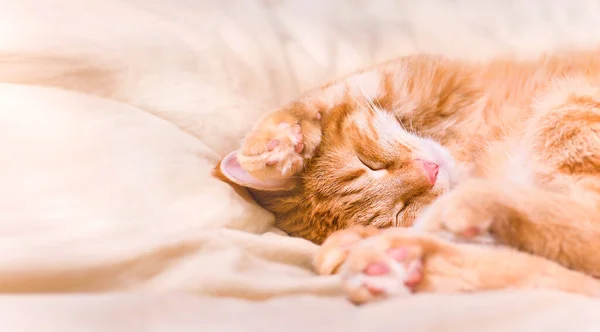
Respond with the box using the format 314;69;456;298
1;0;600;330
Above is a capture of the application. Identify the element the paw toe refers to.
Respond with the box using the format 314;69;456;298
403;260;423;288
294;142;304;153
277;122;291;130
266;156;278;166
291;123;302;134
267;139;280;151
446;219;495;244
460;225;481;238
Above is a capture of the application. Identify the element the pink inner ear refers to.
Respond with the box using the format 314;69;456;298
220;151;295;191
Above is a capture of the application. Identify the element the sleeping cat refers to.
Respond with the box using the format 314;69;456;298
216;48;600;303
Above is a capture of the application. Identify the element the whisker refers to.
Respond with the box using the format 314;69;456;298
356;83;379;115
398;116;410;133
346;84;368;112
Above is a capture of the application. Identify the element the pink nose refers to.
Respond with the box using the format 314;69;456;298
417;160;439;185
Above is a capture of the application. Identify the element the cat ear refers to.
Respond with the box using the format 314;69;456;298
218;150;296;191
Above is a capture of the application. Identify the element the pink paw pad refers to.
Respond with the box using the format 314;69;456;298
267;139;280;151
361;246;423;292
460;226;481;238
364;262;389;276
263;122;305;167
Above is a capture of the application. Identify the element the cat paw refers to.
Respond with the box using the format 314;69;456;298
337;228;435;304
314;226;381;275
412;181;498;244
236;109;321;182
241;122;304;177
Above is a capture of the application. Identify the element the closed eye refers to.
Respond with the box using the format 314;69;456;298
357;156;386;171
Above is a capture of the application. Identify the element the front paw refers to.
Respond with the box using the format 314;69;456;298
412;181;500;245
335;228;444;304
314;226;381;275
240;121;304;179
237;109;321;181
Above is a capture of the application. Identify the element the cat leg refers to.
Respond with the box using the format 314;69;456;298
318;226;600;304
414;79;600;277
412;180;600;277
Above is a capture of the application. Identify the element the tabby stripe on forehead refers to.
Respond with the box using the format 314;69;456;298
330;102;356;137
376;71;396;110
318;70;383;109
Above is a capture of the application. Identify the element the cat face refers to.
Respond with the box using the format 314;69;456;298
297;101;457;233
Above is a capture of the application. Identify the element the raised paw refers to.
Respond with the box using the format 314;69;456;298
261;121;305;172
336;229;441;304
240;117;305;179
219;107;322;191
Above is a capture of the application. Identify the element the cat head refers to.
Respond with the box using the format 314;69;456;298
217;98;460;244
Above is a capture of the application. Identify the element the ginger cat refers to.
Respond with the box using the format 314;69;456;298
217;48;600;304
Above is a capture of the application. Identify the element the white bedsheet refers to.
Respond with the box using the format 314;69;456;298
0;0;599;330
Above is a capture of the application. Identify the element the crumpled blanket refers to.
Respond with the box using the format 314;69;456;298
1;0;600;330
